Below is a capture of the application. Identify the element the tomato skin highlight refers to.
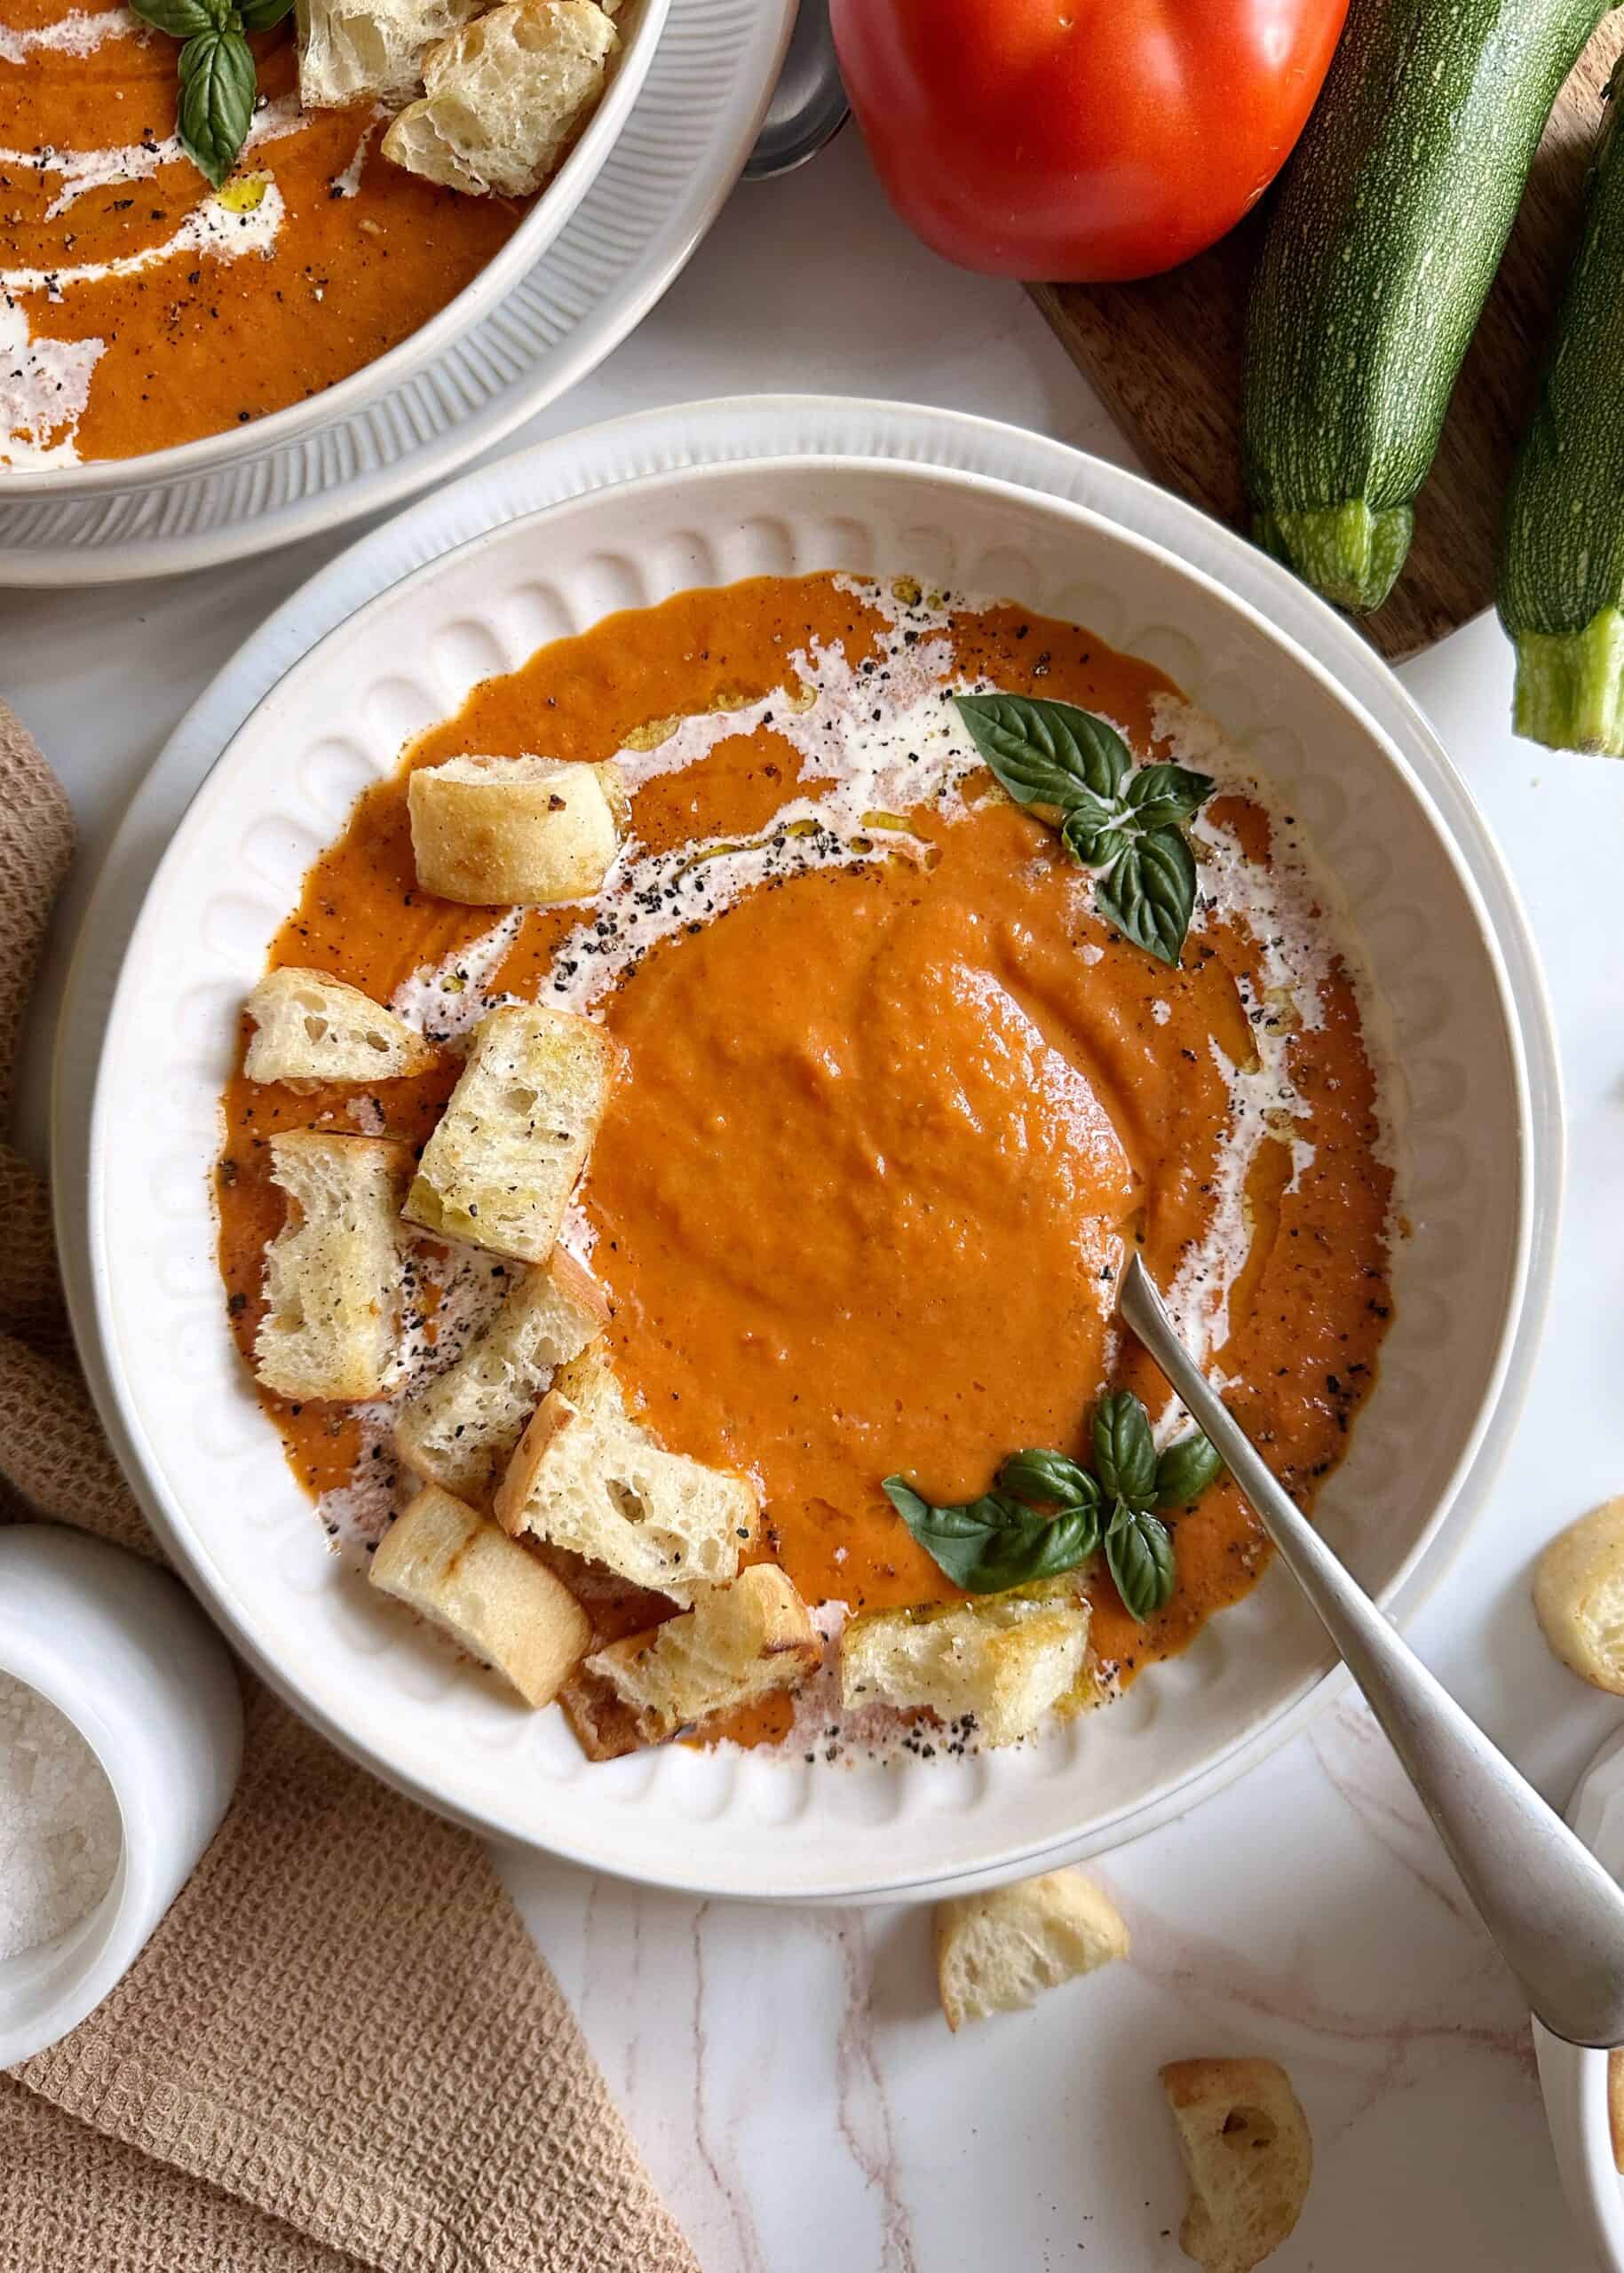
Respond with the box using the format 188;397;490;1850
830;0;1351;283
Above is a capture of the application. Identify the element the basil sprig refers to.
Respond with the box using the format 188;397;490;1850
883;1393;1224;1623
129;0;289;186
954;692;1214;968
881;1475;1102;1595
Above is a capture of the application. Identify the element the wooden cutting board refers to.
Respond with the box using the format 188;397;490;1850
1028;24;1624;662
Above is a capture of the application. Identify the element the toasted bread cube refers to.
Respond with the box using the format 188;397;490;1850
394;1249;607;1505
1533;1496;1624;1693
382;0;618;198
558;1670;644;1762
403;1003;615;1263
254;1132;410;1402
294;0;485;107
244;966;435;1089
584;1566;819;1744
1161;2058;1312;2273
408;755;628;907
934;1868;1129;2031
369;1483;590;1707
493;1345;757;1600
840;1590;1090;1748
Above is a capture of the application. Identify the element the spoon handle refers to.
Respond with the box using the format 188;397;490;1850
1121;1251;1624;2047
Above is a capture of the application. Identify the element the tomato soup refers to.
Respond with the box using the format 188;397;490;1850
1;0;524;465
213;573;1397;1730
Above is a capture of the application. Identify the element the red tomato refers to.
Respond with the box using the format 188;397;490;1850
830;0;1349;282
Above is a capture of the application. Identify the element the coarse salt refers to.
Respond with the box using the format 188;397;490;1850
0;1670;121;1960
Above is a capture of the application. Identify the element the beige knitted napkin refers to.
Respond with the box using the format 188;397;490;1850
0;700;699;2273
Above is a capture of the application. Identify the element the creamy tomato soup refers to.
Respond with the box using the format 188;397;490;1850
215;573;1396;1747
1;0;524;465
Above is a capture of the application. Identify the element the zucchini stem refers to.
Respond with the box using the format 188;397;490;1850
1253;501;1413;614
1511;608;1624;757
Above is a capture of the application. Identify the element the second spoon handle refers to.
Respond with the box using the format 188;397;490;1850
1121;1250;1624;2048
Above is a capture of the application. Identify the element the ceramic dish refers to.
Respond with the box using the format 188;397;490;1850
62;399;1558;1901
0;0;793;584
0;1525;241;2065
0;0;670;503
1535;1725;1624;2273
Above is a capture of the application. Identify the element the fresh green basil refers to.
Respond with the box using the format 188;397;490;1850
953;693;1131;808
883;1391;1219;1612
127;0;278;186
1060;801;1135;867
997;1450;1100;1512
178;24;257;186
954;689;1211;970
1095;828;1198;969
883;1477;1101;1594
1121;762;1215;833
1092;1390;1159;1508
1105;1501;1177;1622
1155;1430;1224;1509
126;0;216;33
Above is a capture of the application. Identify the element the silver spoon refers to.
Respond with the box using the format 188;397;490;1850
744;0;849;181
1121;1250;1624;2048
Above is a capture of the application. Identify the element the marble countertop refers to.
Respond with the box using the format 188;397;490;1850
8;125;1624;2273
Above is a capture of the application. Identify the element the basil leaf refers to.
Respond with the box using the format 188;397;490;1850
1096;827;1198;969
997;1450;1100;1513
127;0;218;31
883;1476;1099;1593
1092;1390;1158;1509
1060;802;1135;867
1105;1502;1176;1622
954;693;1130;810
178;25;256;186
1155;1430;1224;1509
1122;763;1215;833
237;0;293;25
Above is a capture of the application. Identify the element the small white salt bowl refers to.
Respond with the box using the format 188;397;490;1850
0;1524;242;2065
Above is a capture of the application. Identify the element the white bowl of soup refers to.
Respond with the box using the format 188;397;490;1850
0;0;667;490
83;447;1542;1897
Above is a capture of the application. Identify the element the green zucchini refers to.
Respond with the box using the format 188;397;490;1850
1245;0;1610;615
1500;59;1624;755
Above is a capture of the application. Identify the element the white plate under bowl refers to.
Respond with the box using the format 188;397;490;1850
0;0;791;581
1;0;670;503
65;401;1557;1901
1535;1727;1624;2273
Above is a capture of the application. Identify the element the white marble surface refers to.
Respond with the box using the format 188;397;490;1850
7;123;1624;2273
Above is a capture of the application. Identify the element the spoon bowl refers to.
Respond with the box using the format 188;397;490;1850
744;0;850;178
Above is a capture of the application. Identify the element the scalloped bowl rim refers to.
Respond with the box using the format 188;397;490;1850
83;445;1542;1900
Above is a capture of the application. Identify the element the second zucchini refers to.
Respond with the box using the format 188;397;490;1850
1500;60;1624;756
1245;0;1610;615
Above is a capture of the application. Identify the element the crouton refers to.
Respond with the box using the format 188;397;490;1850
1533;1496;1624;1693
244;966;434;1089
557;1669;643;1761
934;1867;1129;2031
369;1482;589;1706
382;0;618;197
294;0;486;108
254;1132;410;1402
840;1589;1092;1748
394;1248;606;1505
584;1565;819;1744
408;754;628;907
1160;2057;1312;2273
403;1002;615;1263
493;1344;757;1600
